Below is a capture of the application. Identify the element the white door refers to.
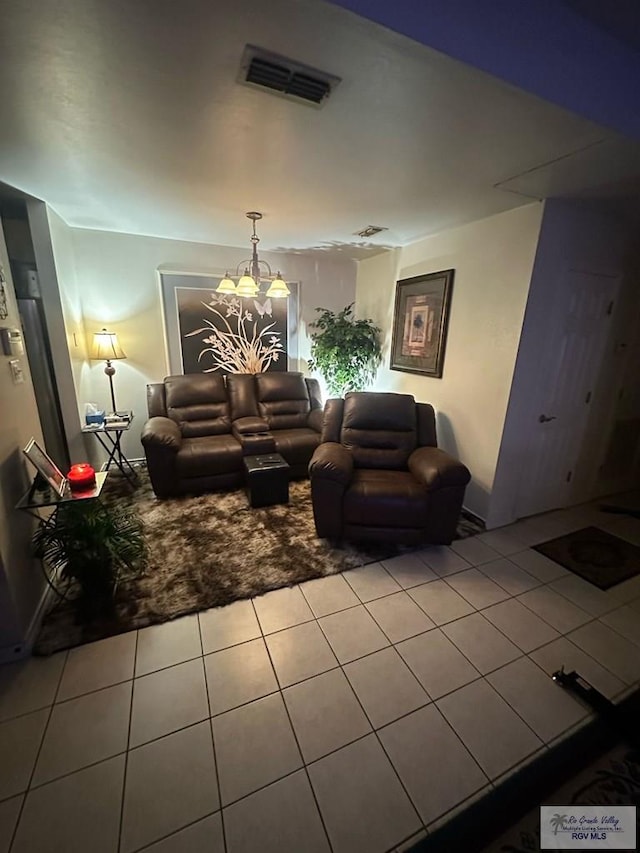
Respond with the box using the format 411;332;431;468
516;270;619;519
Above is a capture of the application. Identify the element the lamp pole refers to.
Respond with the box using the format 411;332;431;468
105;359;117;413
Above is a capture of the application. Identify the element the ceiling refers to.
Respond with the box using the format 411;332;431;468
0;0;639;257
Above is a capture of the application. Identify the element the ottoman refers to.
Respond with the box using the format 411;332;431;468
243;453;290;508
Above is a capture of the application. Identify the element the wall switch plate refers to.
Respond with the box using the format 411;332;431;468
9;359;24;384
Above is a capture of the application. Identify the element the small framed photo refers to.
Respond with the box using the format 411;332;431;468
390;269;454;378
23;438;66;496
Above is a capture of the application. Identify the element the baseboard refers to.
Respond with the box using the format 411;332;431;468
0;577;56;664
461;505;485;528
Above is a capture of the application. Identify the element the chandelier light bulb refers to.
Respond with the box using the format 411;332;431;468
266;272;290;298
236;268;259;297
213;213;289;299
216;272;237;294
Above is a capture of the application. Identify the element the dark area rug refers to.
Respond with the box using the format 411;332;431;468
34;468;483;655
533;526;640;590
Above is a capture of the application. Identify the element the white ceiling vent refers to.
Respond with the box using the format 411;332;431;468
240;45;340;107
354;225;388;238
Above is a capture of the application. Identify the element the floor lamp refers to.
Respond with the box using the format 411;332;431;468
90;328;127;415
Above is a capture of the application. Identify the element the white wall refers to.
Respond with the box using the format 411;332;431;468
0;220;47;657
355;203;544;521
63;228;358;460
490;199;640;527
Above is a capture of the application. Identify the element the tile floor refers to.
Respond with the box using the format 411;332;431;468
1;501;640;853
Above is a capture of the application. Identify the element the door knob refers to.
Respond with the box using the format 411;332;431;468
538;414;557;423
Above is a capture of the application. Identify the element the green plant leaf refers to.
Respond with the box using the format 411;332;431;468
309;303;382;397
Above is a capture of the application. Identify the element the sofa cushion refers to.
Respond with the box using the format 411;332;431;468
227;374;259;420
272;428;321;467
165;374;231;437
341;392;417;470
255;372;311;429
343;469;428;528
176;434;243;478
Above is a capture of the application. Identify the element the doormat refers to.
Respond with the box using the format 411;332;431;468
533;526;640;590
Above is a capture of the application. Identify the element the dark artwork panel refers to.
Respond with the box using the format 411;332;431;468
176;288;287;374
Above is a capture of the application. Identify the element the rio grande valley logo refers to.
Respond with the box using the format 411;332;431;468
540;806;636;849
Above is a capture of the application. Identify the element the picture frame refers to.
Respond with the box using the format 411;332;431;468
23;438;66;496
390;269;454;378
158;270;300;375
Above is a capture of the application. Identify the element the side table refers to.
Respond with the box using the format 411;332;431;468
16;472;108;598
82;412;138;484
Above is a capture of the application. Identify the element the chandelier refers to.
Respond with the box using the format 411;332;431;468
216;212;290;299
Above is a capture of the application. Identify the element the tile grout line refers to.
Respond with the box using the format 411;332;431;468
22;717;209;797
513;587;596;635
8;649;69;853
473;559;545;596
363;647;495;803
254;593;336;853
45;652;206;710
117;628;138;853
552;629;639;689
132;814;221;853
544;577;628;619
594;612;640;650
386;613;573;766
337;665;428;836
11;603;609;807
310;592;433;838
429;609;587;749
197;611;228;853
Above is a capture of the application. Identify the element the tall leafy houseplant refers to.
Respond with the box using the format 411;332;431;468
308;303;382;397
33;501;146;611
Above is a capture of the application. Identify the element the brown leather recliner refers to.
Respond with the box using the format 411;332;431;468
309;392;471;545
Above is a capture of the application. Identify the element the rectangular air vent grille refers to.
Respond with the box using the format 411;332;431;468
355;225;388;238
241;46;340;107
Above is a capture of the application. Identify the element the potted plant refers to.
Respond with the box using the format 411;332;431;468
308;303;382;397
33;500;146;614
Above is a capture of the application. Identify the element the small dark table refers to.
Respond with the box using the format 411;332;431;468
243;453;290;508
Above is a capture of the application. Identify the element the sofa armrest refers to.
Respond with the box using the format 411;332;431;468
307;409;323;434
232;416;270;436
309;443;352;541
309;442;353;485
408;447;470;491
141;417;182;451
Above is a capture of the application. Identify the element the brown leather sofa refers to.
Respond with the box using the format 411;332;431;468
308;392;471;545
141;372;322;497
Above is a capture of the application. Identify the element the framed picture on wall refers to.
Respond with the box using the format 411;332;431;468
158;271;300;376
390;269;454;378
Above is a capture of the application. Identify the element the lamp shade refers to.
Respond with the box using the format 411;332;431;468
236;270;259;297
90;328;126;361
216;273;237;295
266;273;290;299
